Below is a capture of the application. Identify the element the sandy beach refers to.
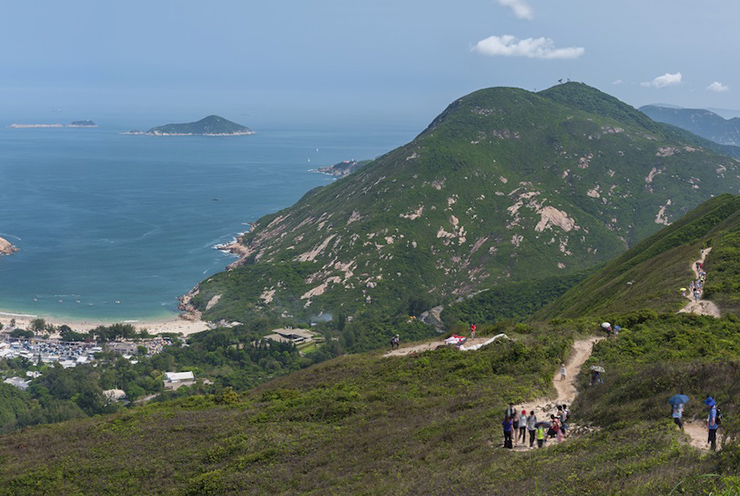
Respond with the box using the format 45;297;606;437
0;309;212;337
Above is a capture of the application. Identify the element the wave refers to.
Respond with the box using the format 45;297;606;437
0;233;21;241
0;311;38;318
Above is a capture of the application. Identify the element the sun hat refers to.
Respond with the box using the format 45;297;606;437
704;396;716;406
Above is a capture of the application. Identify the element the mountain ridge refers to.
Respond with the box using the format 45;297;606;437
640;104;740;147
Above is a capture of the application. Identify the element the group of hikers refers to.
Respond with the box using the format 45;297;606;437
501;403;570;449
671;395;723;451
680;257;708;302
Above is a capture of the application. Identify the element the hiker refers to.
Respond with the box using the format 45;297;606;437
536;424;546;448
502;416;513;449
526;410;537;448
560;363;566;381
590;369;602;386
390;334;400;350
470;323;476;340
557;405;568;435
705;397;719;451
672;402;684;430
518;410;528;444
511;409;521;445
505;402;517;420
601;322;612;338
547;415;559;439
694;289;700;302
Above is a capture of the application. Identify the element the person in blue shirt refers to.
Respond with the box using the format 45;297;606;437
705;396;719;451
502;416;513;449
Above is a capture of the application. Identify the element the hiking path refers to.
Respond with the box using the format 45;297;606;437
509;336;603;451
678;248;720;318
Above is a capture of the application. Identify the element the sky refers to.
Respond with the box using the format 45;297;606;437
2;0;740;127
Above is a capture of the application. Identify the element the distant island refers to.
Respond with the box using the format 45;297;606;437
8;120;97;129
144;115;254;136
311;159;370;178
0;237;18;256
66;120;98;128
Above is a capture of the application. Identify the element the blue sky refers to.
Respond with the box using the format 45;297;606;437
2;0;739;126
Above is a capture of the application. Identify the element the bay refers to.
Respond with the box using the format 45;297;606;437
0;118;416;322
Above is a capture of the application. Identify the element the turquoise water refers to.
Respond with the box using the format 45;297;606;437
0;119;416;321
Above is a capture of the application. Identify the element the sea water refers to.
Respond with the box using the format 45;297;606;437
0;118;417;322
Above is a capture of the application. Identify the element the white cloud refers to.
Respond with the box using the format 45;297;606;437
612;79;623;85
473;35;585;60
707;81;729;93
641;72;682;88
498;0;534;20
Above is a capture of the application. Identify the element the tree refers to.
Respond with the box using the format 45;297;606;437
30;318;46;334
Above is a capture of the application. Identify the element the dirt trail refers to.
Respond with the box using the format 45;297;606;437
383;335;507;357
683;421;712;450
506;337;603;451
678;247;721;317
520;337;603;417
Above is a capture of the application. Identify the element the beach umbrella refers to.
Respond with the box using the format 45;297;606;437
535;421;551;428
589;365;605;373
668;394;690;406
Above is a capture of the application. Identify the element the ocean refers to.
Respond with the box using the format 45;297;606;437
0;117;417;322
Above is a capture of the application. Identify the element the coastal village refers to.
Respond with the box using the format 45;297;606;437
0;320;319;400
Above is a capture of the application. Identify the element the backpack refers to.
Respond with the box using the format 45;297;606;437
716;407;723;426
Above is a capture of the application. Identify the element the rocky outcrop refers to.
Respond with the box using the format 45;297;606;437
0;237;18;256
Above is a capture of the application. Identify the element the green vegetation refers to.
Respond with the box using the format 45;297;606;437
441;271;591;329
539;194;740;319
3;315;740;494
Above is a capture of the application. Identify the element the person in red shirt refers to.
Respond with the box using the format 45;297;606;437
470;323;476;340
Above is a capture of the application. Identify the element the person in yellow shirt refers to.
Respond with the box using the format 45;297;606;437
536;425;546;448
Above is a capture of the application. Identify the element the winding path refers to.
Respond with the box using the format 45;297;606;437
678;248;720;318
509;336;603;451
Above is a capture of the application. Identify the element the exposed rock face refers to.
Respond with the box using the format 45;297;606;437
0;237;18;256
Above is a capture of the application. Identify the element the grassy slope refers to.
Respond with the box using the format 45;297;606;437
5;316;740;495
538;194;740;319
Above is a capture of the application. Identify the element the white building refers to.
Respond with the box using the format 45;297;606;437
163;371;195;391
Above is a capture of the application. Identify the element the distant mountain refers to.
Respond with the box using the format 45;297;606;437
146;115;254;136
190;83;740;325
640;105;740;146
312;160;370;178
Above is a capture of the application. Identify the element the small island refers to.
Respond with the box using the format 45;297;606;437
0;237;19;256
8;120;97;129
145;115;254;136
66;120;98;128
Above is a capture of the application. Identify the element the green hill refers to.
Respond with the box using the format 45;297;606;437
147;115;254;136
191;83;740;330
537;194;740;319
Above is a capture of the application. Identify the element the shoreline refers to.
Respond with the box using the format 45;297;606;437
0;308;212;337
